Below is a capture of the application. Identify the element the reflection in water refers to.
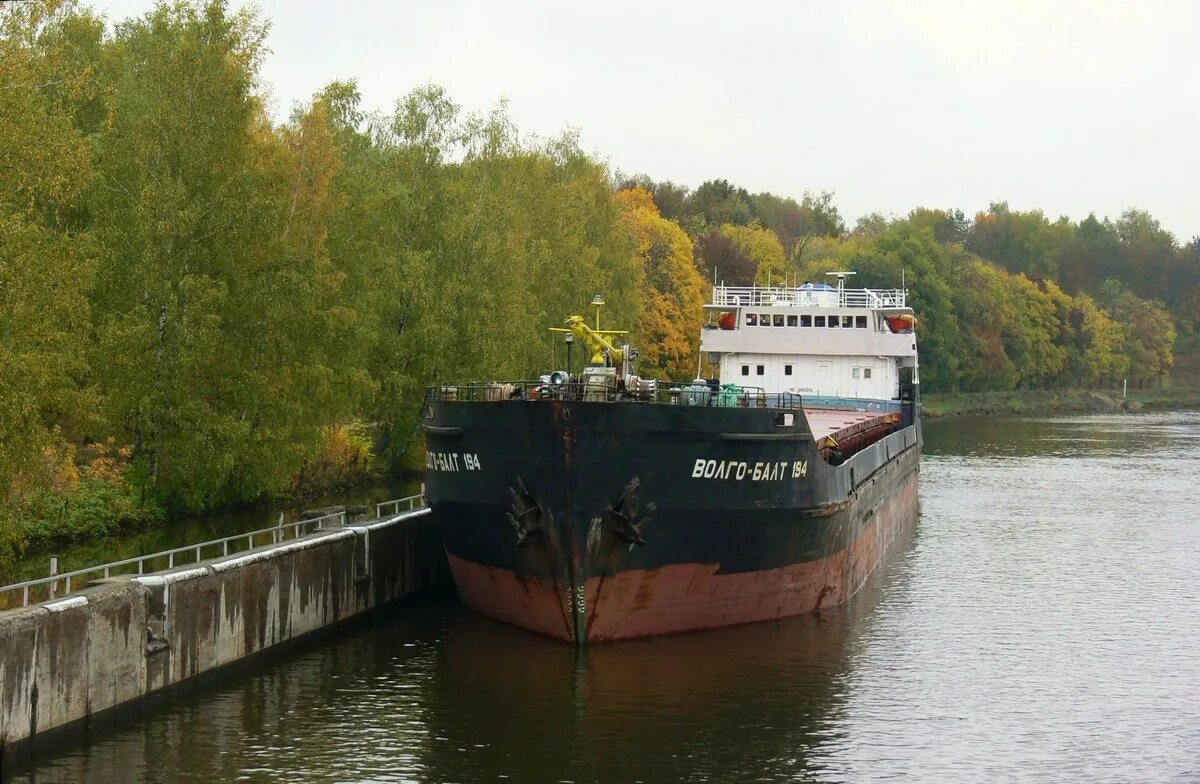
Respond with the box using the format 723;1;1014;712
8;411;1200;782
422;575;895;784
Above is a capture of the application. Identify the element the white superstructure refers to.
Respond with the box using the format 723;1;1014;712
700;274;918;402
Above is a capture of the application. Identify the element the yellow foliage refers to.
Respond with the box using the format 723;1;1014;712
720;224;787;285
616;189;705;379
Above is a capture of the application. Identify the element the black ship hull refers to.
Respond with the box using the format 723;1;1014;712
424;394;921;644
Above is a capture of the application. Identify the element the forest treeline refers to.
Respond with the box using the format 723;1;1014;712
622;176;1192;393
2;0;1197;557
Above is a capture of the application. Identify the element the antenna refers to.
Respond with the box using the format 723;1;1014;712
825;270;856;306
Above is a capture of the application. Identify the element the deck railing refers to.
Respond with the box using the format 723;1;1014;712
426;381;804;410
711;285;906;309
1;491;427;610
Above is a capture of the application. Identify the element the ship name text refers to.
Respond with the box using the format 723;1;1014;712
426;451;482;472
691;458;807;481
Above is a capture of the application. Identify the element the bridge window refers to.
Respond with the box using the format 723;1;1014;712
784;364;793;376
759;314;770;326
741;364;749;376
864;368;872;379
800;315;812;327
856;315;868;328
814;315;826;327
756;365;765;376
827;316;839;328
773;314;784;326
842;315;853;328
786;315;797;327
745;314;757;326
852;367;861;379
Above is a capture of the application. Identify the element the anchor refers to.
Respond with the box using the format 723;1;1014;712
604;478;656;547
506;477;545;547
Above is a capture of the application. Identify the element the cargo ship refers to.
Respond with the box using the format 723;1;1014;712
423;272;921;644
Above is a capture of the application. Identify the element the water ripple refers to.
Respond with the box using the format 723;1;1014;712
8;412;1200;783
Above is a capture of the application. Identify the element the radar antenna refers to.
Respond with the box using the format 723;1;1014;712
825;270;857;305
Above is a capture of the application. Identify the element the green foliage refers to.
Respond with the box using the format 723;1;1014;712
3;0;1199;562
289;421;379;496
2;441;163;565
0;0;96;554
719;224;787;286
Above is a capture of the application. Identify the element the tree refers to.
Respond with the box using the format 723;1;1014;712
966;202;1073;279
1098;280;1176;387
750;190;845;262
87;1;371;507
0;0;94;529
615;188;705;379
720;224;787;286
694;231;754;286
852;212;893;238
907;207;968;245
687;179;753;230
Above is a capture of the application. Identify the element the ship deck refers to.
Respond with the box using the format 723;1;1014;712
803;407;897;444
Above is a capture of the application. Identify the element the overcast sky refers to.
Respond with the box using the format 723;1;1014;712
94;0;1198;241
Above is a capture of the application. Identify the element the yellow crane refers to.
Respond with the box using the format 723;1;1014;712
550;295;628;366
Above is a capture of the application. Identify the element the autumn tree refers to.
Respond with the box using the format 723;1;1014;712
0;0;94;542
615;188;705;379
720;224;788;286
1098;281;1176;387
749;190;844;261
694;232;754;286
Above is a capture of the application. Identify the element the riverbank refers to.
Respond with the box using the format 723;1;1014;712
922;387;1200;418
0;478;420;586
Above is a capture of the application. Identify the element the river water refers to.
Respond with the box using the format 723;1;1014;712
7;412;1200;782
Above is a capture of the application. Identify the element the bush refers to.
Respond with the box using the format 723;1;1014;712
1;440;164;567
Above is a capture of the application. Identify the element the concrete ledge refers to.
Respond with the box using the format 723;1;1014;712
0;507;447;765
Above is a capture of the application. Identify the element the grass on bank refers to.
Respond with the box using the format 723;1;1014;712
922;386;1200;418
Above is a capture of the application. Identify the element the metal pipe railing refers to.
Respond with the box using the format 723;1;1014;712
424;381;801;409
375;490;426;520
1;509;348;610
711;284;906;309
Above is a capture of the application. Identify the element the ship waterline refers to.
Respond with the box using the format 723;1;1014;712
447;464;918;642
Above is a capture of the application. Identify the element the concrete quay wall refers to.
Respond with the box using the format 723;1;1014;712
0;508;447;763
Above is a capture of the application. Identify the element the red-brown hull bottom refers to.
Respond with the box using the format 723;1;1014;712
447;469;918;643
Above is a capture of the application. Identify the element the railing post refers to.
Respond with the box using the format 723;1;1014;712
49;556;58;600
23;585;29;607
